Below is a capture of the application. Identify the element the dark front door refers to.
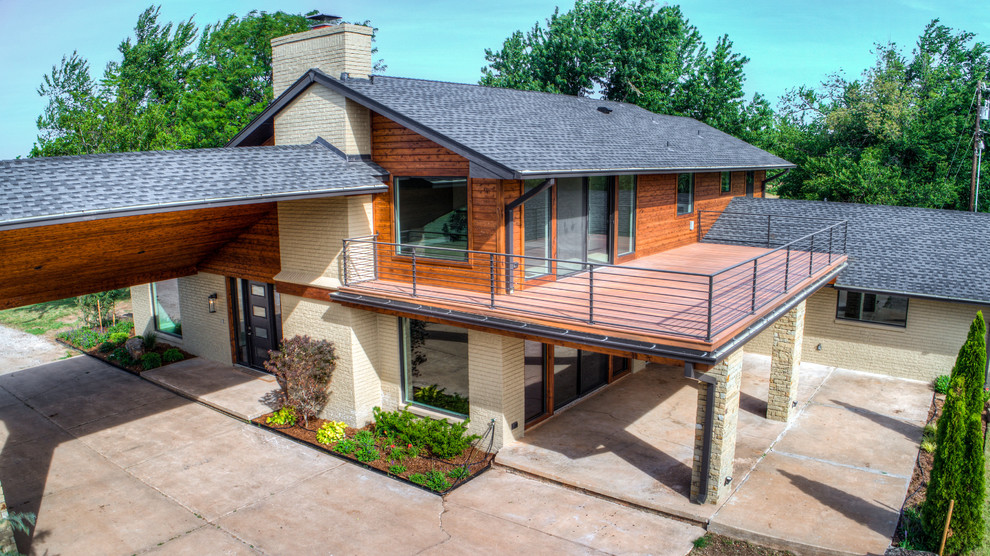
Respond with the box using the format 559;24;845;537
233;279;280;371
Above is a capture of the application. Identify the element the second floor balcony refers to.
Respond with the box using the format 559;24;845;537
339;211;849;350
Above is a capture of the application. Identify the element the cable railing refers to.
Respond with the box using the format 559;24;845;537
341;211;848;343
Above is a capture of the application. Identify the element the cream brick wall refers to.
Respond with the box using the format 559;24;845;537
376;315;403;410
130;284;154;335
748;287;988;382
279;294;383;426
275;195;373;289
271;24;372;154
467;330;526;450
271;24;373;95
175;273;231;364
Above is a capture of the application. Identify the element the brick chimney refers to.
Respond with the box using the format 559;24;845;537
270;19;374;154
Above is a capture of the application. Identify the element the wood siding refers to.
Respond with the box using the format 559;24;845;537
0;204;276;309
198;207;281;282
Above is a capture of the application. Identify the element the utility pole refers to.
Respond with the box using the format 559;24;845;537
971;81;984;212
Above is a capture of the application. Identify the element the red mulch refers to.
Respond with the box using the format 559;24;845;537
252;412;494;493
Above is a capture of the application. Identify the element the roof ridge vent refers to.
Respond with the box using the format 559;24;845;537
597;106;613;114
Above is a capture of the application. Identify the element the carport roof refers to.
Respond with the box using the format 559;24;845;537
0;142;388;230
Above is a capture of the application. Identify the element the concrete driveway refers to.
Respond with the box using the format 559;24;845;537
0;356;702;555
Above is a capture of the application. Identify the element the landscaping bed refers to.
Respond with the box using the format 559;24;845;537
253;406;495;494
56;322;193;375
689;533;793;555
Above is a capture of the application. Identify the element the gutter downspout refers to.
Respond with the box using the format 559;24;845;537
684;361;717;505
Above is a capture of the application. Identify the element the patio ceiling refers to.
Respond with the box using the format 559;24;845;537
0;203;277;310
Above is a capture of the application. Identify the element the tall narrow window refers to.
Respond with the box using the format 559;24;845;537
151;279;181;337
720;172;731;193
523;179;551;277
676;173;694;215
400;318;470;416
395;177;468;261
587;176;610;263
745;171;755;197
616;175;636;255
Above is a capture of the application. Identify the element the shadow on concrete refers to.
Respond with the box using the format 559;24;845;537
778;469;899;537
739;390;768;418
0;355;272;552
827;400;923;442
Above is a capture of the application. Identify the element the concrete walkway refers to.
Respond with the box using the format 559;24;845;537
498;353;931;555
0;357;703;555
142;358;279;420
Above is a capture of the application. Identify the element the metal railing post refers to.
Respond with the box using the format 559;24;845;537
842;222;848;255
489;253;496;308
588;264;595;324
766;215;772;248
411;249;418;297
341;239;349;286
696;213;703;243
809;235;815;276
784;246;791;291
751;259;758;312
706;275;714;341
828;226;833;265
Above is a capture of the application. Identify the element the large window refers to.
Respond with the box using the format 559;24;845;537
523;179;552;277
720;172;731;194
616;175;636;255
151;279;181;336
677;173;694;215
395;177;468;261
836;290;908;327
400;318;470;416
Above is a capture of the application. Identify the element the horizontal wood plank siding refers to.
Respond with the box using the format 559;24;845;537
198;207;281;282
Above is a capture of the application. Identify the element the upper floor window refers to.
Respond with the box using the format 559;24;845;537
836;290;908;327
676;173;694;215
720;172;731;194
746;171;755;197
616;175;636;255
152;279;181;336
394;177;468;261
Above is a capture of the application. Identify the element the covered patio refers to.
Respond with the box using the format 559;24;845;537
496;353;932;555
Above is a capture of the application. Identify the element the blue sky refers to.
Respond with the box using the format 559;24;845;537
0;0;986;160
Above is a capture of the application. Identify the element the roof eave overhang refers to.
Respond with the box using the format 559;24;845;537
831;283;990;308
228;69;796;181
0;185;388;231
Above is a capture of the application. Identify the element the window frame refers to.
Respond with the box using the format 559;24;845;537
393;176;470;262
834;289;909;328
615;175;636;256
720;171;732;195
676;173;695;216
151;280;182;338
398;317;470;418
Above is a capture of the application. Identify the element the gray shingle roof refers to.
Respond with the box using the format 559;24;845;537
230;70;794;178
0;143;387;229
726;197;990;305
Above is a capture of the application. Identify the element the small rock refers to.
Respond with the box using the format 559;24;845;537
885;547;936;556
125;337;144;360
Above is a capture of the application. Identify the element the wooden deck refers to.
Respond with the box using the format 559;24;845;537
340;242;846;351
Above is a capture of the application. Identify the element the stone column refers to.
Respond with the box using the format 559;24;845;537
690;349;743;504
467;330;525;450
767;301;806;422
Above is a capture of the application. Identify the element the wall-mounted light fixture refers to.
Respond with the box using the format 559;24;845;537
208;293;218;313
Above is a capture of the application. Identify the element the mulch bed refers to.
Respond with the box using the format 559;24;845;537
59;336;195;376
253;412;495;494
689;533;793;555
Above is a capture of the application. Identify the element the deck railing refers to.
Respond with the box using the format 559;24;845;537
342;211;848;342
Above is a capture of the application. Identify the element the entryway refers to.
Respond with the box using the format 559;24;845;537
229;279;282;371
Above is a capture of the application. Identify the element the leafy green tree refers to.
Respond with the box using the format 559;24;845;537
480;0;772;142
770;21;989;210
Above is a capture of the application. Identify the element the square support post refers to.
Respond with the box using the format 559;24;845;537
690;349;743;504
767;300;806;422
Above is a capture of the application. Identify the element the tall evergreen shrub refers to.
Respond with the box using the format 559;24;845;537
924;376;970;552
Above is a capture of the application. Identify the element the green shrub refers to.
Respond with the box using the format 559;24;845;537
58;327;108;349
408;473;427;485
109;332;130;345
352;430;380;462
97;341;115;353
141;352;162;371
109;320;134;335
447;467;469;480
423;418;479;460
413;384;469;415
265;335;337;428
373;406;429;448
371;406;479;460
921;423;937;453
933;375;950;395
162;348;184;363
266;406;297;427
423;470;451;492
109;346;135;366
316;421;347;445
334;439;357;455
142;331;158;351
386;443;419;463
388;464;407;475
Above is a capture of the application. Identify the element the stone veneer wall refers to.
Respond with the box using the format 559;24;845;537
748;287;988;381
691;349;743;504
767;301;805;422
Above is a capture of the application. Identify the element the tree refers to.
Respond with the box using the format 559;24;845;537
923;312;988;552
769;21;990;211
265;335;337;427
480;0;772;142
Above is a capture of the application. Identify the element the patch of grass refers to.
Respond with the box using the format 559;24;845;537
0;298;79;335
693;535;710;549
